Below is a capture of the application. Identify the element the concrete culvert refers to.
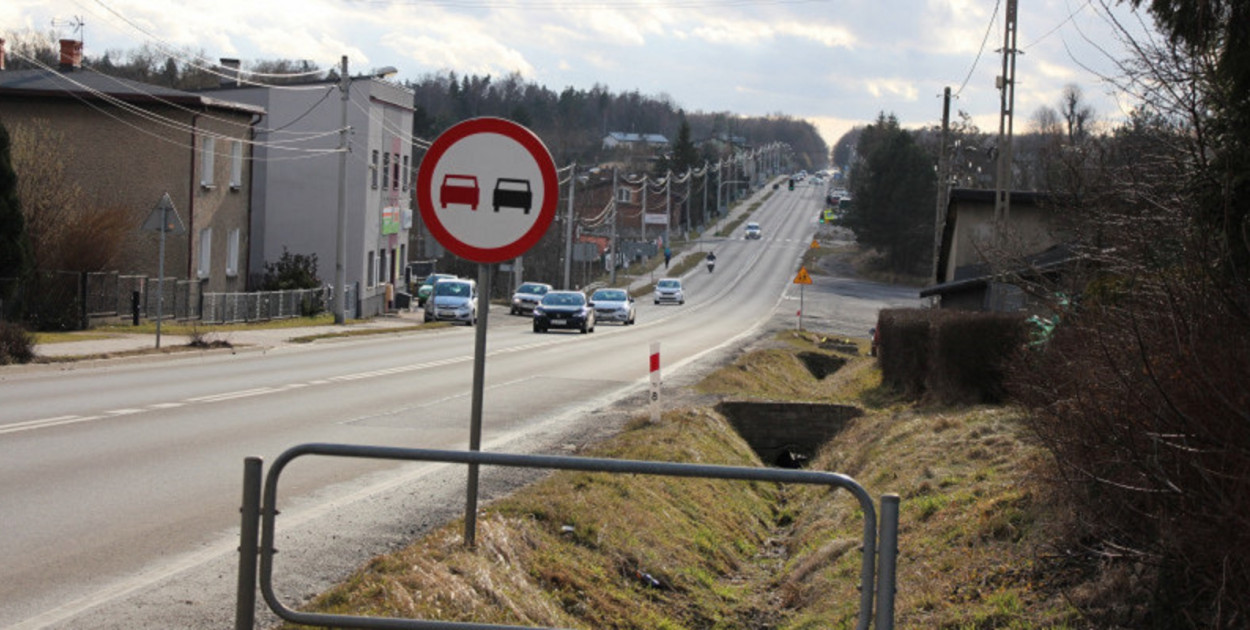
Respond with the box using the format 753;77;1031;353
717;402;863;468
797;351;847;380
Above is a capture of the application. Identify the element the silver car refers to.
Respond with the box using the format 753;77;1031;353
654;278;685;305
510;282;552;315
590;288;636;325
424;279;477;325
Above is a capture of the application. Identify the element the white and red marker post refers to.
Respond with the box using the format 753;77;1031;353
649;342;661;423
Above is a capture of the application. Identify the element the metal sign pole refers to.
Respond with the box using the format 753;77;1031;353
156;205;165;349
464;263;491;546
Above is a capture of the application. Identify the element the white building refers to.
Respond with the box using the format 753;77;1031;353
213;65;415;317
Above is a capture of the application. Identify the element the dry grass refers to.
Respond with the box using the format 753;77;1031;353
286;331;1091;629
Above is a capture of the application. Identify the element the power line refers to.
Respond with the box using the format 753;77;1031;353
954;0;1001;98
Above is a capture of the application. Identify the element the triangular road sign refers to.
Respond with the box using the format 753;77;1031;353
793;266;813;285
142;193;186;234
810;240;820;249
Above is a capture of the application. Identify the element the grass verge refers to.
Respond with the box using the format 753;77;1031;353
284;330;1085;629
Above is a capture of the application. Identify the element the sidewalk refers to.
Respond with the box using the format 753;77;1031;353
30;311;424;360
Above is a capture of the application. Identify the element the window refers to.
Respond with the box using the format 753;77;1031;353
229;141;243;190
367;250;375;287
200;137;216;189
616;187;631;203
392;153;400;191
226;228;240;277
198;228;212;278
379;249;388;286
371;150;379;189
382;152;390;190
402;156;410;191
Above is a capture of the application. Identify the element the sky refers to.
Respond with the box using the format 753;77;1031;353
4;0;1163;151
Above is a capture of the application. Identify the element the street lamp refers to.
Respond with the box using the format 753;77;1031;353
334;57;398;324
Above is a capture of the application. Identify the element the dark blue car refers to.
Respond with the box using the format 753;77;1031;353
532;291;595;334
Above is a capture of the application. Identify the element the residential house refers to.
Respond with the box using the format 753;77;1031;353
921;188;1070;311
210;62;415;318
601;132;668;150
0;39;261;294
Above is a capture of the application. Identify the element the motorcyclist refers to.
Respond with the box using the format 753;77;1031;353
706;251;717;272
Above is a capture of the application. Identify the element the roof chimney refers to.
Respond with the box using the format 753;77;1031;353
220;58;242;87
59;39;82;71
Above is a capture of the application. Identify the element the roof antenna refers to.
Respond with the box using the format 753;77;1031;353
51;15;85;47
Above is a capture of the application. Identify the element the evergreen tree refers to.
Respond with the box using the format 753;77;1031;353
0;122;32;289
845;112;936;275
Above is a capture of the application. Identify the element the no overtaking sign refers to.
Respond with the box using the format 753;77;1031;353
416;117;558;263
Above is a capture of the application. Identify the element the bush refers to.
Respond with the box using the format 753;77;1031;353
877;308;930;396
1009;278;1250;628
0;320;34;364
928;312;1027;404
877;308;1028;405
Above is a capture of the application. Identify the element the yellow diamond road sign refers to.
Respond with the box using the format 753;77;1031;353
793;267;813;285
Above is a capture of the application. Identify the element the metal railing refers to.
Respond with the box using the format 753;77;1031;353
236;443;899;630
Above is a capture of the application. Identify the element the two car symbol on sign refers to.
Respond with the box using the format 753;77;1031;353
439;174;533;214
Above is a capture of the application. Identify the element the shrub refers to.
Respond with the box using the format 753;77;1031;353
927;312;1027;405
877;308;930;396
0;320;35;364
877;308;1028;405
1009;278;1250;627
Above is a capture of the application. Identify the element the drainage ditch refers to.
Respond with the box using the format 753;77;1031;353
716;402;863;468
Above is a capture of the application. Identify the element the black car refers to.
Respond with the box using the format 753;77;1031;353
532;291;595;334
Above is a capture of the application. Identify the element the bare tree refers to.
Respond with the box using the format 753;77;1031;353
9;120;127;272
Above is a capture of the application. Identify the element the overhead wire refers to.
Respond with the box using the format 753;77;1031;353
85;0;337;89
8;51;345;164
953;0;1002;99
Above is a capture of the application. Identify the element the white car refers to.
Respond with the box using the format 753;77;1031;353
745;222;761;239
590;288;636;325
424;279;477;325
654;278;685;305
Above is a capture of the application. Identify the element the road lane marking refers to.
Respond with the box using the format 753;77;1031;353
6;337;584;437
0;415;104;435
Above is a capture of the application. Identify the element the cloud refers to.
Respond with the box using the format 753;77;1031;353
864;78;920;102
688;15;855;48
382;31;533;77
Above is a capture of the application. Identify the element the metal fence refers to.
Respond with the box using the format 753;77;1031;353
236;444;900;630
2;270;342;329
201;289;327;324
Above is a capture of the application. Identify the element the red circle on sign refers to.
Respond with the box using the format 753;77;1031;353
416;117;558;263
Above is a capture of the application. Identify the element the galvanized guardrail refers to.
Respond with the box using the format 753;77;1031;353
236;443;899;630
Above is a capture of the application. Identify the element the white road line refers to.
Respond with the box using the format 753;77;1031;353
0;415;104;435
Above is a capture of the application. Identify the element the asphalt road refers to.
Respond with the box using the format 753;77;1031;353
0;180;922;629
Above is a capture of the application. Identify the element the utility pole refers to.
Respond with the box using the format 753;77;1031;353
994;0;1019;233
665;170;671;247
933;86;951;286
685;169;692;236
609;168;618;285
334;55;349;324
701;162;708;228
562;163;575;290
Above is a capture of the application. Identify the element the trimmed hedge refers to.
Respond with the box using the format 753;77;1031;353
877;308;1027;405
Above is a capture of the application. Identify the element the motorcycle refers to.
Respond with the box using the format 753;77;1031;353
707;258;716;273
